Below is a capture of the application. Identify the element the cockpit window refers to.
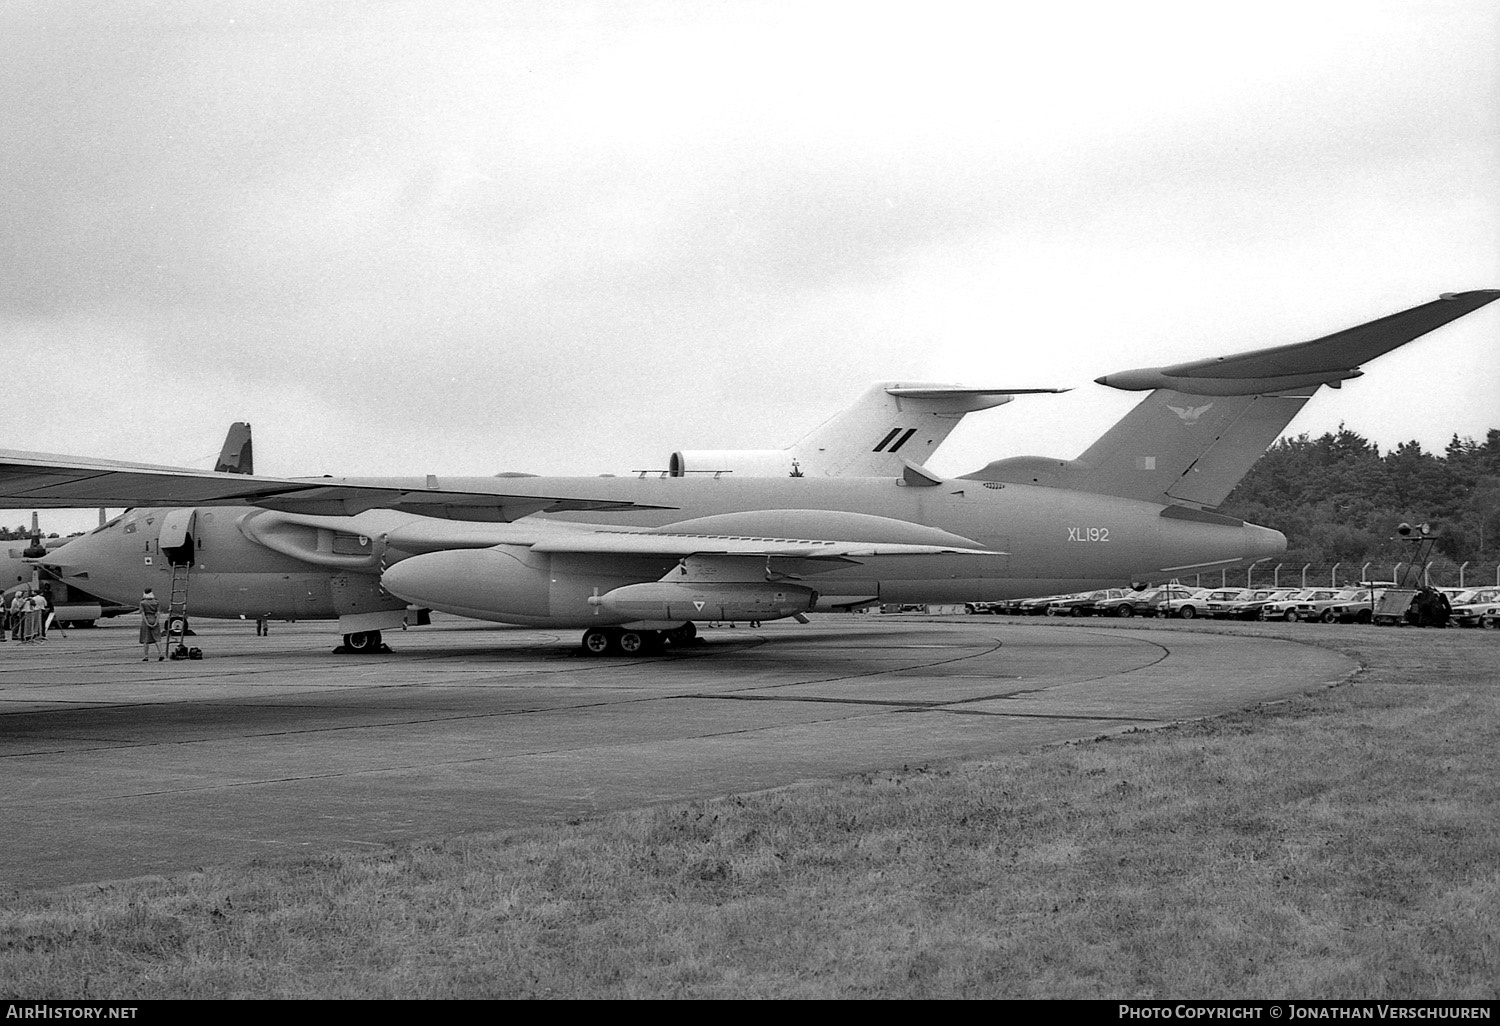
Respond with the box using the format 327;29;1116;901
91;514;125;535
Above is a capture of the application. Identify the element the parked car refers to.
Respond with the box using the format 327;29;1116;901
1046;588;1133;616
1094;589;1156;618
1073;588;1136;616
1283;589;1347;622
1141;586;1210;619
1219;588;1298;620
1261;589;1325;621
1201;588;1251;618
1450;587;1500;628
1321;589;1379;624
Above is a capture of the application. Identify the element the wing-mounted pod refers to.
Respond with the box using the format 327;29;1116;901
238;509;386;570
589;581;819;622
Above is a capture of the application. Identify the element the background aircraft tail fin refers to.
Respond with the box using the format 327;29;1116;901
791;384;1016;477
670;383;1062;477
214;422;254;475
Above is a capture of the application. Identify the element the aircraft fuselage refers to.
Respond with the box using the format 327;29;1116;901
39;472;1285;629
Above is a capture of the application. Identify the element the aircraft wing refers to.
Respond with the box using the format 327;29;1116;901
883;386;1068;400
380;520;1004;610
527;529;999;559
379;508;1000;559
0;449;671;522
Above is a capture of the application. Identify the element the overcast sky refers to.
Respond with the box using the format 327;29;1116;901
3;0;1498;535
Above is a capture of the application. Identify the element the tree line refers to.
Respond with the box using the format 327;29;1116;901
1219;426;1500;566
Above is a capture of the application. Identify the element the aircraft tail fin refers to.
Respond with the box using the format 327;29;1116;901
670;383;1063;478
959;388;1316;508
214;422;254;475
791;384;1018;477
962;290;1500;509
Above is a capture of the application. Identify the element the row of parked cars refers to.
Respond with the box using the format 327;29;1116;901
970;585;1500;627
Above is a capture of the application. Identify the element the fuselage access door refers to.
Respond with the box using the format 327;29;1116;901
158;508;197;567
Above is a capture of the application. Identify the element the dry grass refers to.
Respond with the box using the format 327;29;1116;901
3;625;1497;998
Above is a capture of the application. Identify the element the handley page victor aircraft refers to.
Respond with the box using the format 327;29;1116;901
14;383;1049;649
4;290;1496;654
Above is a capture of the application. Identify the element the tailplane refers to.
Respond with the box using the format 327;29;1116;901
962;290;1500;509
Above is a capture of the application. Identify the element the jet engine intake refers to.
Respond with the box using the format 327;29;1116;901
240;510;385;570
591;582;817;622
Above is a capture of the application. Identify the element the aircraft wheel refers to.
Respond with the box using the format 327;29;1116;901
344;630;382;653
617;630;647;656
166;614;188;634
1177;605;1196;619
581;627;614;656
1116;605;1134;618
667;622;697;645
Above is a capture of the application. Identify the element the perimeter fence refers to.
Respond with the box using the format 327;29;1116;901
1170;560;1500;591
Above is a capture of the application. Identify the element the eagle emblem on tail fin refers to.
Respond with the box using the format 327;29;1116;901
1167;403;1214;423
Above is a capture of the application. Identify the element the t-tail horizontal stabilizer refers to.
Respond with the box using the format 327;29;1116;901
963;290;1500;510
1094;290;1500;395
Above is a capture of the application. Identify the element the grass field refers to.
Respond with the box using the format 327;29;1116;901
3;622;1497;999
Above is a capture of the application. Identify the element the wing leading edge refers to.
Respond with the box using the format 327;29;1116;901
0;450;672;522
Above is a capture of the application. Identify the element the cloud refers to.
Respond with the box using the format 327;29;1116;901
0;0;1495;520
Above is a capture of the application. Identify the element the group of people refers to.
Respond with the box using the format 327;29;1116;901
3;585;219;660
3;588;52;643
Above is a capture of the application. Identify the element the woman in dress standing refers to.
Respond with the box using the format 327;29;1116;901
140;588;165;661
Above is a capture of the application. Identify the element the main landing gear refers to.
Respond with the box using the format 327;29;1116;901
580;622;698;656
336;630;390;654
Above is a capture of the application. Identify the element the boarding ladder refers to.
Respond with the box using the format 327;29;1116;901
165;564;190;653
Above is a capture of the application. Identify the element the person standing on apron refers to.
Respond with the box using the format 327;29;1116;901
140;588;165;661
